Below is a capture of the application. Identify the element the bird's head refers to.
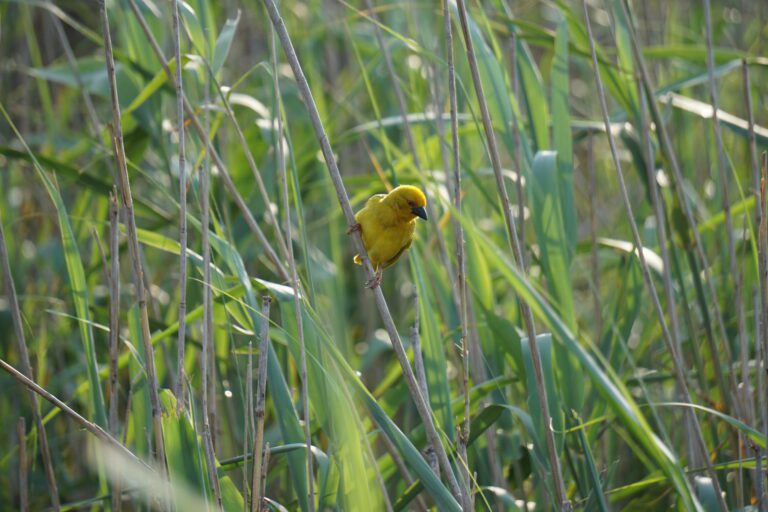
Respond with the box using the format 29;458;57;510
387;185;428;221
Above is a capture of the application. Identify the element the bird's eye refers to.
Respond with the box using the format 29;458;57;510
407;200;415;207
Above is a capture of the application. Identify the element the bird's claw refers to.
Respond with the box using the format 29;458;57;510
347;223;362;235
365;269;383;289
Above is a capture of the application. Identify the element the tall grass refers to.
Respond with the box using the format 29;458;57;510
0;0;766;510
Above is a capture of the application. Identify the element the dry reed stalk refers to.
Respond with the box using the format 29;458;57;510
262;0;464;504
171;0;189;408
637;79;694;460
251;297;272;512
703;0;747;427
441;3;472;505
583;3;725;509
759;152;768;510
622;0;739;417
452;0;570;508
260;443;271;510
199;57;223;510
432;48;503;489
125;0;290;283
108;192;122;512
757;283;767;512
270;28;316;507
244;341;253;511
743;59;764;509
99;0;167;480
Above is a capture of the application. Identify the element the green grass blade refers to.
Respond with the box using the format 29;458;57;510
453;205;702;510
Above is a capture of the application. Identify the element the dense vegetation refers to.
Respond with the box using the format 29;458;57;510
1;0;766;510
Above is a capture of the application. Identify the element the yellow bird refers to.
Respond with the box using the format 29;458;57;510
349;185;428;288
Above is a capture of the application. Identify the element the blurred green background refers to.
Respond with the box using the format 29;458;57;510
0;0;767;510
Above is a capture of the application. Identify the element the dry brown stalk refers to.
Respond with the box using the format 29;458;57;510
583;3;725;509
251;297;272;512
98;0;167;481
262;0;464;504
452;0;570;508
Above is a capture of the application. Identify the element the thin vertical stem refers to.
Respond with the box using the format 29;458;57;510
98;0;167;479
107;192;120;434
703;0;746;422
451;1;570;509
244;341;253;512
759;152;768;509
443;1;471;503
260;443;271;508
744;59;765;509
108;191;122;512
638;77;700;465
583;3;725;510
270;29;315;511
200;52;223;509
434;33;502;488
17;417;28;512
172;0;189;408
742;60;758;424
92;225;127;512
251;297;272;512
755;286;766;512
262;0;464;504
0;199;60;512
125;0;290;283
623;0;739;416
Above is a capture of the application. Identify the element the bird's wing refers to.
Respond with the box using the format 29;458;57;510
354;194;385;223
365;194;386;207
381;238;412;270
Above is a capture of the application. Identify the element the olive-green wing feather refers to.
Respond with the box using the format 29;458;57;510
381;239;412;269
367;193;386;205
353;194;387;266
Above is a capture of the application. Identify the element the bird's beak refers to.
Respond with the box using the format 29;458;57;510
412;206;428;220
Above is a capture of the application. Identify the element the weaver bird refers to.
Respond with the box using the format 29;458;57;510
348;185;428;288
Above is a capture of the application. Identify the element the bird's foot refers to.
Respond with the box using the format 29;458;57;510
347;222;362;235
365;269;383;289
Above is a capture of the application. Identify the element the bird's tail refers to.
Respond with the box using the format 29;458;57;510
353;254;362;265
